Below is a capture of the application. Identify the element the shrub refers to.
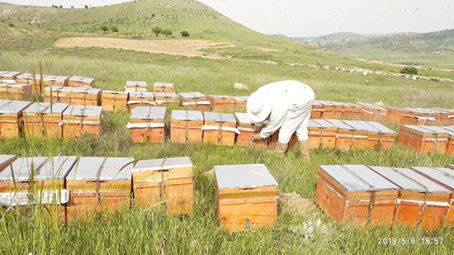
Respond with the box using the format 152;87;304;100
162;29;172;37
100;25;109;32
152;26;162;36
400;66;418;75
111;26;119;32
181;30;190;37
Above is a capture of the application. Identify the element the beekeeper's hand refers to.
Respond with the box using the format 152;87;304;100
252;134;263;141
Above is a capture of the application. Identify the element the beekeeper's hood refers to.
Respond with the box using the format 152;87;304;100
247;91;272;123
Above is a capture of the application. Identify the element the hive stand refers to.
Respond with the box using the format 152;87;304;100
101;90;129;112
0;100;32;138
214;164;278;232
170;110;203;144
234;113;269;148
0;82;32;100
68;76;95;87
153;82;174;93
62;105;103;139
203;112;238;146
128;106;166;144
128;91;155;109
132;157;193;215
23;102;69;138
208;95;235;112
178;92;211;111
399;125;450;154
125;81;148;93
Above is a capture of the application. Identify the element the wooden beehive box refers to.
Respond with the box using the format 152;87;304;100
127;91;155;109
208;95;235;112
132;156;193;215
179;92;211;111
325;119;354;150
62;105;102;139
125;81;148;92
214;164;278;232
311;101;336;119
308;119;338;149
170;110;203;144
154;92;179;107
366;121;396;150
42;75;69;87
399;125;449;154
203;112;238;146
315;165;399;228
0;157;48;193
153;82;174;93
0;71;21;81
68;76;94;87
59;86;101;106
433;108;454;125
233;96;248;112
358;102;387;122
411;167;454;227
101;90;128;112
444;126;454;154
234;112;269;148
0;154;16;172
387;107;441;125
342;103;362;119
43;86;64;103
23;102;69;138
342;121;372;150
15;73;34;85
0;82;32;100
0;100;32;138
128;106;166;144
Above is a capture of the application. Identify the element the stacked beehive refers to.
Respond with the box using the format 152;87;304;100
127;91;155;109
127;106;166;143
170;110;204;144
234;113;269;148
202;112;238;146
178;92;211;111
153;82;174;92
132;157;193;215
42;75;69;87
233;96;248;112
214;164;278;232
307;119;338;149
0;82;32;100
357;102;388;122
62;105;103;139
68;76;95;87
125;81;147;92
101;90;129;111
15;73;36;85
23;102;69;138
43;86;64;103
208;95;235;112
154;92;179;106
311;101;362;119
387;107;454;125
0;100;32;138
398;125;454;154
58;87;101;106
0;71;21;82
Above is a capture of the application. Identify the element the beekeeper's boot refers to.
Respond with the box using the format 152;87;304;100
275;142;288;156
299;140;311;160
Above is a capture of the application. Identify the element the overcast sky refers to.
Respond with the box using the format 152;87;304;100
3;0;454;37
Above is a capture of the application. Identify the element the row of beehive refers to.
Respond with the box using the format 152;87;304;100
0;154;279;232
316;164;454;231
398;125;454;155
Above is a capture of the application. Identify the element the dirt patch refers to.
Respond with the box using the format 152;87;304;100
0;8;17;16
279;192;316;218
55;37;234;59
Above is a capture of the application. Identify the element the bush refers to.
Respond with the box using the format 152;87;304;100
181;30;190;37
111;26;119;32
152;27;162;36
400;66;418;75
100;25;109;32
162;29;172;37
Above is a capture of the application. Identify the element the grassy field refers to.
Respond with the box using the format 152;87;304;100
0;0;454;254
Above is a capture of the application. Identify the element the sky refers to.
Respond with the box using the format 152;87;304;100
2;0;454;37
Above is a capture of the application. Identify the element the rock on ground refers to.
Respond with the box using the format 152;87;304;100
234;82;249;91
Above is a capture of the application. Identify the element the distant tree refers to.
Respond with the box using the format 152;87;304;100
60;5;63;8
162;29;172;37
111;26;119;32
180;30;190;37
100;25;109;32
71;6;74;8
152;26;162;36
151;13;156;18
84;5;89;9
400;66;418;75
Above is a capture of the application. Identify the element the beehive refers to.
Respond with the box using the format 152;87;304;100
125;81;148;92
127;91;155;109
23;102;69;138
42;75;69;87
0;157;48;193
154;92;179;107
203;112;238;146
62;105;102;139
326;119;354;150
101;90;129;112
208;95;235;112
308;119;338;149
0;82;32;100
233;96;248;112
387;107;454;126
0;100;32;138
433;108;454;125
153;82;174;93
311;101;333;119
234;112;269;148
316;165;399;228
0;154;17;172
68;76;95;87
214;164;278;232
411;167;454;227
170;110;203;144
43;86;64;103
58;86;101;106
365;121;397;150
312;101;361;119
357;102;388;122
0;71;21;81
127;106;166;143
344;120;386;150
178;92;211;111
132;156;193;215
445;126;454;154
399;125;450;154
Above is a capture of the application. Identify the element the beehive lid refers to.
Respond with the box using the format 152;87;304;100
154;82;173;88
418;126;451;135
126;81;147;86
65;157;105;181
319;165;372;192
70;75;94;82
179;92;206;99
103;90;127;95
209;95;232;99
24;102;69;114
63;105;102;117
204;112;236;123
0;83;30;88
401;125;436;134
369;166;426;192
98;157;134;181
172;110;203;121
367;122;396;134
132;156;192;172
344;120;379;132
0;100;31;114
358;102;386;111
154;92;178;98
35;156;78;181
0;71;20;78
326;119;354;130
45;75;69;82
393;168;450;193
404;108;444;114
130;106;166;120
233;96;248;102
411;167;454;190
129;91;154;98
0;157;48;182
309;119;338;128
215;164;277;189
0;155;16;171
234;113;253;124
16;73;33;79
343;165;399;190
45;86;64;92
61;86;87;93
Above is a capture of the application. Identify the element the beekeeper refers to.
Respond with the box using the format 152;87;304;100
247;80;315;159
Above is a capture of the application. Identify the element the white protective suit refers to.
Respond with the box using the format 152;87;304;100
247;80;315;144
